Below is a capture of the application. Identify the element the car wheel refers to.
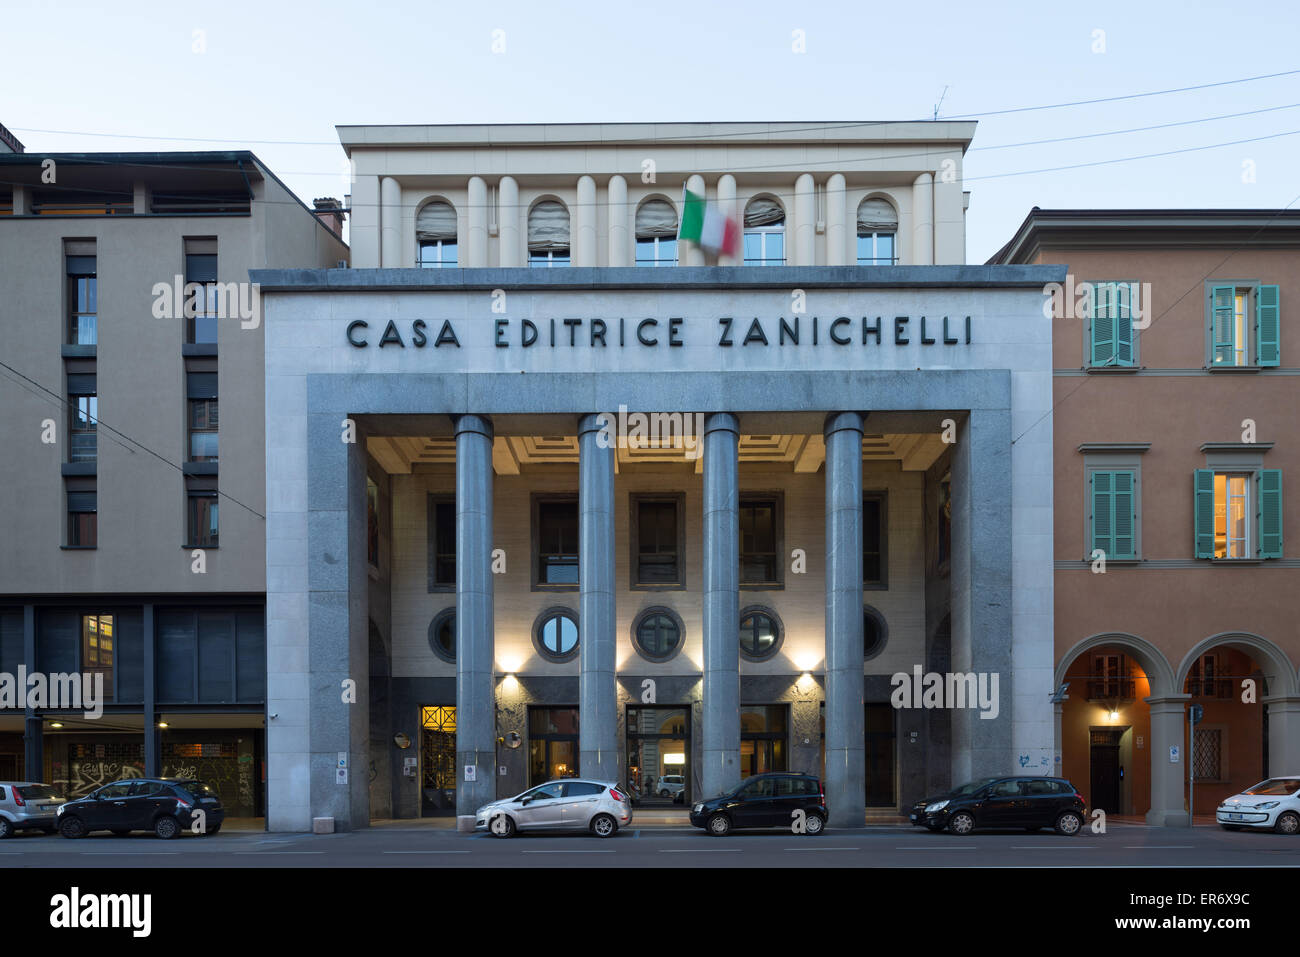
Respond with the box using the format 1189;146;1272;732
947;811;975;835
804;813;825;835
59;816;87;839
0;818;12;839
591;814;617;838
707;813;731;836
1274;811;1299;835
1054;811;1083;836
489;813;516;839
154;816;180;840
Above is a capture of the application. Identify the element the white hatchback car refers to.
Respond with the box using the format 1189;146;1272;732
475;779;632;838
1216;776;1300;833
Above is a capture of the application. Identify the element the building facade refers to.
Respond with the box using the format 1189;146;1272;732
992;209;1300;825
0;152;348;812
257;122;1059;831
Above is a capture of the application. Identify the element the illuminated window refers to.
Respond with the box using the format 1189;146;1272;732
533;607;578;662
82;614;114;702
1214;473;1251;559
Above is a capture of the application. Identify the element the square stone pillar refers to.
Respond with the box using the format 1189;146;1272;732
1146;696;1191;827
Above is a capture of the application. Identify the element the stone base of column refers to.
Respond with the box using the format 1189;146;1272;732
457;815;477;833
1146;807;1190;828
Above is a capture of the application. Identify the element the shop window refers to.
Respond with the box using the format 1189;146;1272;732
426;494;455;591
533;607;579;662
740;705;787;778
533;495;579;588
631;606;684;662
738;606;783;661
427;608;456;663
528;706;579;784
631;493;684;587
1208;282;1280;368
626;705;690;806
1194;468;1282;559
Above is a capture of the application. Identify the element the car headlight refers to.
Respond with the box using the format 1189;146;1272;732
925;800;949;813
1256;801;1280;809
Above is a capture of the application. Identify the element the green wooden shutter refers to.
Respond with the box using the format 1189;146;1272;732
1210;285;1235;365
1090;471;1113;556
1112;470;1136;558
1194;469;1216;558
1091;283;1114;365
1256;284;1280;366
1115;282;1134;366
1257;469;1283;558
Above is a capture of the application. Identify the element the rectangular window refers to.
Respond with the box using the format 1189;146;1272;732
67;372;97;463
739;495;781;586
186;372;219;462
418;240;458;268
66;254;97;345
863;492;887;587
1088;469;1137;560
743;228;784;266
1194;468;1283;559
1209;282;1281;367
534;496;578;587
187;490;219;548
67;488;96;547
856;232;896;265
185;249;218;344
631;494;684;587
426;494;456;591
1088;281;1138;367
635;237;678;266
1193;728;1222;781
528;250;570;268
81;614;114;703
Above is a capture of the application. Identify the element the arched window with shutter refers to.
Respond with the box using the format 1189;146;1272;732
634;198;678;266
743;197;784;265
416;200;458;268
528;199;570;267
856;197;898;265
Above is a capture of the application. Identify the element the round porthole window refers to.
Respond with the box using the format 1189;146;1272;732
864;606;888;660
631;606;684;663
739;606;783;661
533;607;579;663
428;608;456;663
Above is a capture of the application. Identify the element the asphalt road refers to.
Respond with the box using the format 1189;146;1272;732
2;822;1298;867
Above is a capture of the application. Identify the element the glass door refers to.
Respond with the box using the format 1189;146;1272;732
420;705;457;817
625;706;690;806
528;707;579;786
740;705;788;778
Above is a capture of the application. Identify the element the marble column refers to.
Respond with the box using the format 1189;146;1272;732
716;174;737;266
455;414;495;830
911;172;934;266
578;414;617;780
682;174;706;266
575;175;597;266
794;173;815;266
824;411;864;827
825;174;846;266
380;176;401;267
702;412;740;798
498;176;520;268
467;176;488;267
607;175;629;267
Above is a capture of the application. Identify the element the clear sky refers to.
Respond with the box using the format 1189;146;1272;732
4;0;1298;262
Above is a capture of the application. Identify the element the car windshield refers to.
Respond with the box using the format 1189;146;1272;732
951;777;1000;796
17;785;60;800
1242;778;1300;795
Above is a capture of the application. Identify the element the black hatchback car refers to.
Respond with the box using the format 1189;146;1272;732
690;772;827;836
57;778;225;839
910;776;1086;835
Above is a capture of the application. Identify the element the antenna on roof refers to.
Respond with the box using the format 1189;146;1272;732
933;86;949;121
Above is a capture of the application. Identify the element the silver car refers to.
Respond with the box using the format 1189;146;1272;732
0;782;64;837
475;779;632;838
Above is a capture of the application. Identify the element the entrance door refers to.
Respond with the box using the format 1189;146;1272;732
528;707;580;786
420;705;457;817
1090;729;1122;814
865;703;896;806
626;706;690;806
740;705;787;779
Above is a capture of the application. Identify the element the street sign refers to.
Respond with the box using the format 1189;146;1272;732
1169;745;1180;763
1189;704;1204;725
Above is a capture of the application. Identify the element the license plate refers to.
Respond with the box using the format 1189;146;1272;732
1229;813;1243;821
910;813;919;821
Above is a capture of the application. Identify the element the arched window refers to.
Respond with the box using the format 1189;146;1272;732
739;606;783;661
416;200;458;268
856;197;898;265
533;607;579;663
635;198;678;266
528;200;570;267
631;606;684;662
743;197;785;265
428;608;456;663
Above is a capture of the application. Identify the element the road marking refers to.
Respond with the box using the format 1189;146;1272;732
233;851;325;855
1010;845;1097;849
81;851;182;855
382;850;470;855
1123;845;1194;849
783;847;857;852
658;848;743;853
521;849;615;854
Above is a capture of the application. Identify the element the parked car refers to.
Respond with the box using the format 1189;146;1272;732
911;776;1086;835
657;775;686;800
0;782;64;837
475;779;632;838
1217;777;1300;833
57;778;225;839
689;772;826;836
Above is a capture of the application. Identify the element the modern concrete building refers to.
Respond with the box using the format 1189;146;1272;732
255;122;1059;832
0;152;348;814
992;209;1300;825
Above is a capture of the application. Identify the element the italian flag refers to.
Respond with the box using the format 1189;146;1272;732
678;187;740;258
